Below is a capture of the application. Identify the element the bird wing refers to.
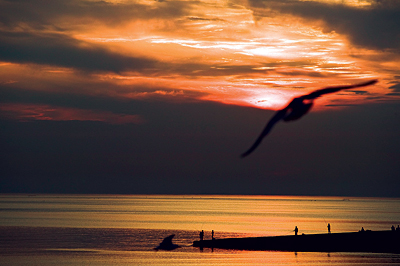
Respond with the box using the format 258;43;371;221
241;108;288;158
303;79;377;100
240;79;377;158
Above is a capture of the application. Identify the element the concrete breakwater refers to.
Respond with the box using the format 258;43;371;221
193;230;400;253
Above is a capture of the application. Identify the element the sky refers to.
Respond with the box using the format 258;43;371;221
1;0;400;197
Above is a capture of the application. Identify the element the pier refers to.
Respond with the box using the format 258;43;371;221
193;230;400;253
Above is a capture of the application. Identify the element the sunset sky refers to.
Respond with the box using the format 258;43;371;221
1;0;400;196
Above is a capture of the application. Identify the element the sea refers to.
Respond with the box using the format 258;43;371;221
1;194;400;266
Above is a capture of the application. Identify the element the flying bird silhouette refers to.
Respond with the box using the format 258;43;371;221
241;79;378;158
154;234;180;251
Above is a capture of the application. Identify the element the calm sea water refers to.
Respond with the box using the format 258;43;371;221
1;194;400;265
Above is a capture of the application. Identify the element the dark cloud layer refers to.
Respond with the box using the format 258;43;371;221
1;99;399;196
0;0;190;30
0;30;157;73
248;0;400;51
1;84;400;197
0;84;207;118
388;83;400;94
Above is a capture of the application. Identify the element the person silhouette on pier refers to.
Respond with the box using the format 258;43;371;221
294;226;298;236
200;230;204;241
327;223;331;234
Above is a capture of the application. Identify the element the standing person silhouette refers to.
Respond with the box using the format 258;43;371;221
294;226;298;236
327;223;331;234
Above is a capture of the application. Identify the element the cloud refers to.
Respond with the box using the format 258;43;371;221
349;90;369;95
387;82;400;95
0;29;318;78
0;103;143;124
247;0;400;51
0;81;213;126
0;0;191;30
0;30;158;73
0;0;397;112
0;0;199;74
